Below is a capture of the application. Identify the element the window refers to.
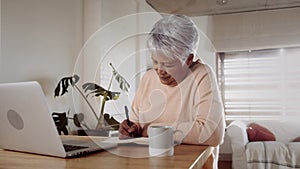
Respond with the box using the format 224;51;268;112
217;47;300;121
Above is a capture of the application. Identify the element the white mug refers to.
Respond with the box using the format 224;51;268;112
148;126;182;157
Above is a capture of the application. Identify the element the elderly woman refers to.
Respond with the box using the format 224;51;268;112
119;14;225;167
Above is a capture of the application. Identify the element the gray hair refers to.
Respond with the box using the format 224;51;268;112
147;14;199;63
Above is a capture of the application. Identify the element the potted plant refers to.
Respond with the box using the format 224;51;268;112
53;63;130;136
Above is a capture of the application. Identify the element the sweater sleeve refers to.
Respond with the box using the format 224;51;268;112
176;66;225;146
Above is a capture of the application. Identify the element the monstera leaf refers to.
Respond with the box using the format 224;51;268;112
82;82;120;101
110;63;130;93
104;113;120;130
52;112;68;135
54;74;80;97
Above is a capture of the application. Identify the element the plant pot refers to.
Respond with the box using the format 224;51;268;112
77;129;109;137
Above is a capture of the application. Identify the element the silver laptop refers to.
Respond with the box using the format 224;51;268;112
0;81;117;158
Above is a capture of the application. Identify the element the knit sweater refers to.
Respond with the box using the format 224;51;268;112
130;62;225;146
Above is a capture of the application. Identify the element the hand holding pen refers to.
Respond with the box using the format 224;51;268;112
118;106;142;139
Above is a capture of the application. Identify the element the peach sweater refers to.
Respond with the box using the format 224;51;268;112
130;63;225;146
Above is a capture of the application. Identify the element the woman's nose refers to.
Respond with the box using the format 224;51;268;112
156;64;165;72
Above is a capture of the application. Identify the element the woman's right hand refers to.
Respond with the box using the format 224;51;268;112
118;120;142;139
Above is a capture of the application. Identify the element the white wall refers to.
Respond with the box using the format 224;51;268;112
0;0;1;55
82;0;158;88
192;16;216;70
80;0;161;127
212;7;300;52
0;0;83;112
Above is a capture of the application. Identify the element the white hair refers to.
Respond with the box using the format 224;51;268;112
147;14;199;63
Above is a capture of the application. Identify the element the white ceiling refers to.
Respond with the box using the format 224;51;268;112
146;0;300;16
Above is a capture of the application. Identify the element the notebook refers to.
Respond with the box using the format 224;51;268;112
0;81;117;158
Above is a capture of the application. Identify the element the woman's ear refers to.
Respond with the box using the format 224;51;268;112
186;54;194;67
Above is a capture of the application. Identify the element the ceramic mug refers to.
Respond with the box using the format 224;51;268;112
148;126;182;157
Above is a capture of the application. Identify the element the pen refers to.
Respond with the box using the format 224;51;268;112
124;106;132;126
124;106;134;137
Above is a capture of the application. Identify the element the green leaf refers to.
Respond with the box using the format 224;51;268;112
82;82;120;101
104;113;120;130
54;74;80;97
112;94;120;100
82;82;107;97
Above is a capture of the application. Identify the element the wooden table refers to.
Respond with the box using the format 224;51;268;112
0;138;213;169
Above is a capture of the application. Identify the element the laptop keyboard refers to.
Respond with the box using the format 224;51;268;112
63;144;88;152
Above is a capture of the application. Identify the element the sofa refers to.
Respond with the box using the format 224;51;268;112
227;120;300;169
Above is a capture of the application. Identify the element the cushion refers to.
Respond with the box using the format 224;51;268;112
246;123;276;142
291;137;300;142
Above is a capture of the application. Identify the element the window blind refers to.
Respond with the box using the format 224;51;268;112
218;47;300;121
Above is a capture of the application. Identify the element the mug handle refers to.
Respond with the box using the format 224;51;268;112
173;129;184;145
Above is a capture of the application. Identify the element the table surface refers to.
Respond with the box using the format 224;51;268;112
0;136;213;169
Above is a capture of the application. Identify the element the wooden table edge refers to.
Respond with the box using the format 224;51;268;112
189;146;214;169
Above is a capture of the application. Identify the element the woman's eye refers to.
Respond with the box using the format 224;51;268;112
164;64;173;68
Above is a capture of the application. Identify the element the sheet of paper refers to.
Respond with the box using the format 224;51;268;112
103;137;149;146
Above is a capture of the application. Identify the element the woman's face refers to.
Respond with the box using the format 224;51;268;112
151;52;190;87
